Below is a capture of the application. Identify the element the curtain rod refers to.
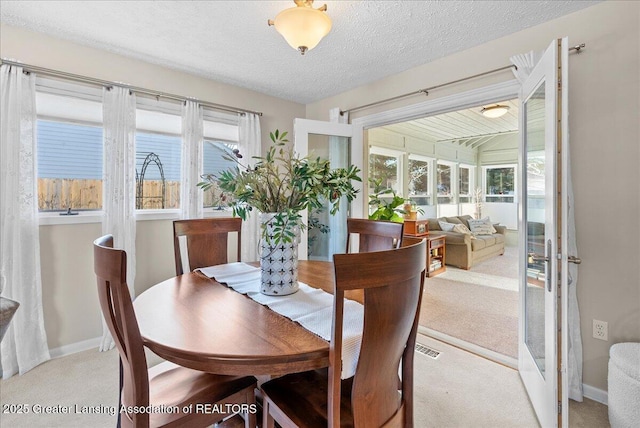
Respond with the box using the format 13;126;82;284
341;43;586;116
0;58;263;117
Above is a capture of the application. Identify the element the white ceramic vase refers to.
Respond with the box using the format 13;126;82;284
259;213;300;296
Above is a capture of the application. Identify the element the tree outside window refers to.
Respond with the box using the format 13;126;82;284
459;166;471;203
368;153;399;194
437;163;452;204
408;157;430;205
485;166;515;202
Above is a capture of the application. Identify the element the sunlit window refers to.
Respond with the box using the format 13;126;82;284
484;165;516;203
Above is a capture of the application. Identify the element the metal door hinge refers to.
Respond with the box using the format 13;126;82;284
558;402;562;414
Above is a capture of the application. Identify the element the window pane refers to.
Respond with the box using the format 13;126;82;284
408;158;429;195
37;120;103;211
369;153;399;193
136;133;181;209
458;166;470;203
486;167;515;202
203;140;237;208
437;163;452;204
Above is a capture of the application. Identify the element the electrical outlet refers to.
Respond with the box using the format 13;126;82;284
593;319;608;341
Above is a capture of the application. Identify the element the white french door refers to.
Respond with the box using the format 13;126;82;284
293;118;361;260
518;38;569;427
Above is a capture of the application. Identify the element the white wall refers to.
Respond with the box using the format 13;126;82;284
1;24;306;351
306;1;640;392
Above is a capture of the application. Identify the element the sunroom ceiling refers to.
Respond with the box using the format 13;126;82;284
383;99;519;148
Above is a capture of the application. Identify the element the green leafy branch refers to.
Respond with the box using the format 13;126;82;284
198;129;361;245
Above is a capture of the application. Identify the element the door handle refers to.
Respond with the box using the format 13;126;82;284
568;256;582;265
528;252;549;263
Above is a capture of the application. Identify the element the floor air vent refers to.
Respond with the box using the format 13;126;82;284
415;343;441;359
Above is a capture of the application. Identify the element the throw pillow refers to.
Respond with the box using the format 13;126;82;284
438;221;456;232
452;223;472;234
452;223;476;239
481;217;498;234
468;217;497;235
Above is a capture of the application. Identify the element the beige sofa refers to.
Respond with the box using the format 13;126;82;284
426;215;506;270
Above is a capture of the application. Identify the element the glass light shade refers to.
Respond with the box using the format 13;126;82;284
481;105;510;118
273;6;332;53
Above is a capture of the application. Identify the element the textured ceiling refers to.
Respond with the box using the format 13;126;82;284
1;1;599;104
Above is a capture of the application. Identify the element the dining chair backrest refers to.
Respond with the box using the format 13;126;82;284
94;235;151;426
345;218;404;253
330;236;426;427
173;218;242;275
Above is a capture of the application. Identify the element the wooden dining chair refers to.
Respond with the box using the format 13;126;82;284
173;217;242;275
94;235;257;428
260;237;426;428
345;218;404;253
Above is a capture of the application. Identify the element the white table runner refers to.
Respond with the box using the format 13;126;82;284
198;262;363;379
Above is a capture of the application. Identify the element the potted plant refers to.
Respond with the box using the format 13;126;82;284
198;130;361;296
368;178;423;222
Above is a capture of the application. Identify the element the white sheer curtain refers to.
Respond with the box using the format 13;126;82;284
0;64;51;378
180;101;204;219
510;51;583;401
238;113;261;262
565;151;583;401
100;86;137;351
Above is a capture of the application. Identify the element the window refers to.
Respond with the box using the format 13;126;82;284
408;155;431;205
203;140;237;208
368;147;402;194
36;88;104;212
135;132;181;209
437;162;453;204
202;117;239;209
484;165;516;202
135;107;182;210
458;165;473;203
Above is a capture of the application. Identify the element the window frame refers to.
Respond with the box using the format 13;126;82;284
202;138;239;213
134;102;183;218
36;79;105;225
436;159;456;205
458;163;475;204
368;146;404;196
482;163;517;203
35;80;241;224
407;153;433;206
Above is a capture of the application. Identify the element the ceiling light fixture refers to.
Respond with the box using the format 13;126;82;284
268;0;332;55
481;105;510;118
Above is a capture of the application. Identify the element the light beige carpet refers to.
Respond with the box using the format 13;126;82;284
0;335;609;427
420;246;519;358
420;276;519;358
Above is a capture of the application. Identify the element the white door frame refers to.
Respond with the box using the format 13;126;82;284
294;118;358;260
351;79;521;222
350;80;521;369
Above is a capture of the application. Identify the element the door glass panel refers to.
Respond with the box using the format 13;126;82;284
307;133;350;261
525;82;547;376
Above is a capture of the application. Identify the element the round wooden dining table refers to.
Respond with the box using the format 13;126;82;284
134;260;361;376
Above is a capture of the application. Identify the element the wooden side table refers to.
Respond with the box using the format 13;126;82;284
425;235;446;277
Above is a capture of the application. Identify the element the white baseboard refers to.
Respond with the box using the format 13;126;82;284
418;326;518;369
49;336;101;359
583;383;608;405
